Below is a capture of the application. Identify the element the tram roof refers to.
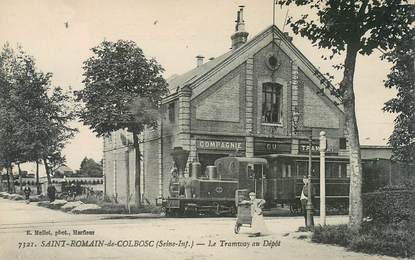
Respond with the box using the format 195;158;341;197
217;157;268;164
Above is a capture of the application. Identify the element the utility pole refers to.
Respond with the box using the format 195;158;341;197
125;149;130;213
306;134;314;228
319;131;327;226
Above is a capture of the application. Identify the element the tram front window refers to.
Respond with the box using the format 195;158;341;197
248;164;264;179
254;164;264;179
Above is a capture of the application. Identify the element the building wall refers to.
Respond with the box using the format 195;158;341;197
103;130;137;205
161;133;175;197
143;128;160;204
253;43;292;137
298;69;344;130
191;64;246;134
297;69;345;153
161;99;179;198
361;146;392;160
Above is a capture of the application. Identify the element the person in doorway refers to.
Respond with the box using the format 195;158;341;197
300;175;314;226
23;184;31;203
247;192;269;237
47;185;56;202
178;173;185;197
183;172;192;198
169;166;179;197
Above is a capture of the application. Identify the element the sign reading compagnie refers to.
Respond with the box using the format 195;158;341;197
197;139;245;151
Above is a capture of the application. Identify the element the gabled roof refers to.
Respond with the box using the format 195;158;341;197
166;25;343;111
166;51;233;94
56;165;73;173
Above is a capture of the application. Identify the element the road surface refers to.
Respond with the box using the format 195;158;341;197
0;199;392;260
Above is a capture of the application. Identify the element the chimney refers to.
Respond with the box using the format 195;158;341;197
196;55;204;67
231;6;249;50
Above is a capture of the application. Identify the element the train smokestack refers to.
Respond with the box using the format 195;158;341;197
171;147;190;176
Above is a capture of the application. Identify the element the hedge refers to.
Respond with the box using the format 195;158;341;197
362;185;415;225
312;223;414;258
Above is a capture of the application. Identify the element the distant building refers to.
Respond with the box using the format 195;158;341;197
54;165;74;177
360;145;392;160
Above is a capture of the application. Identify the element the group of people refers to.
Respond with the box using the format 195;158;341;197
21;182;88;204
169;166;193;198
22;184;58;203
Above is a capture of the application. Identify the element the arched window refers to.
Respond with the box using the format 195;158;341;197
262;83;282;124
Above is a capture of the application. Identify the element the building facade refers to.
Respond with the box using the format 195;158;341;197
103;7;349;205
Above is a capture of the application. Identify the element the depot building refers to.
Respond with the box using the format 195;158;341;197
103;7;349;205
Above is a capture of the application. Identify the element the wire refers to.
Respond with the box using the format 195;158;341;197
282;8;289;33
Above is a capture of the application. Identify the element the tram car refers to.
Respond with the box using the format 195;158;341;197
160;147;413;217
256;155;413;214
160;153;350;216
259;154;350;214
160;155;268;217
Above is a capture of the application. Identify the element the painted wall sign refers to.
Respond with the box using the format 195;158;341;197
299;144;320;153
196;139;245;151
254;141;291;154
299;141;337;154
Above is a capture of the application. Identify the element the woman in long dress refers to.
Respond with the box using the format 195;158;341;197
248;192;269;237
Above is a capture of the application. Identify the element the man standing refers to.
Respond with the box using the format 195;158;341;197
300;176;314;226
23;184;31;203
47;185;56;202
70;183;76;201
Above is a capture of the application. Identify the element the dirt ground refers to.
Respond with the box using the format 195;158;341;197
0;199;393;260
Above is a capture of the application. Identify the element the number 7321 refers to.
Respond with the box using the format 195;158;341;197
18;242;35;249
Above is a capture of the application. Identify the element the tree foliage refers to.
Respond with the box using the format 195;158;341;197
0;44;77;185
383;30;415;162
278;0;414;97
76;39;168;206
276;0;414;229
76;40;168;136
79;157;103;177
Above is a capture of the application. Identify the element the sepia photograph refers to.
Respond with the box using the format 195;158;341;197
0;0;414;259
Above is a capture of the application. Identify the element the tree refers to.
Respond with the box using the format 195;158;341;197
37;86;77;184
0;44;30;193
277;0;414;229
76;40;168;207
383;30;414;162
0;44;77;188
1;45;54;189
79;157;103;177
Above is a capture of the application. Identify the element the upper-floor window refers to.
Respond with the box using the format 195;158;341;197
339;137;347;149
262;83;282;124
168;102;175;122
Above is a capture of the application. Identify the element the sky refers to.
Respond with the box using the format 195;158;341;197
0;0;397;173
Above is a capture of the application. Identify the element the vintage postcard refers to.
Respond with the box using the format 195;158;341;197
1;0;413;259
